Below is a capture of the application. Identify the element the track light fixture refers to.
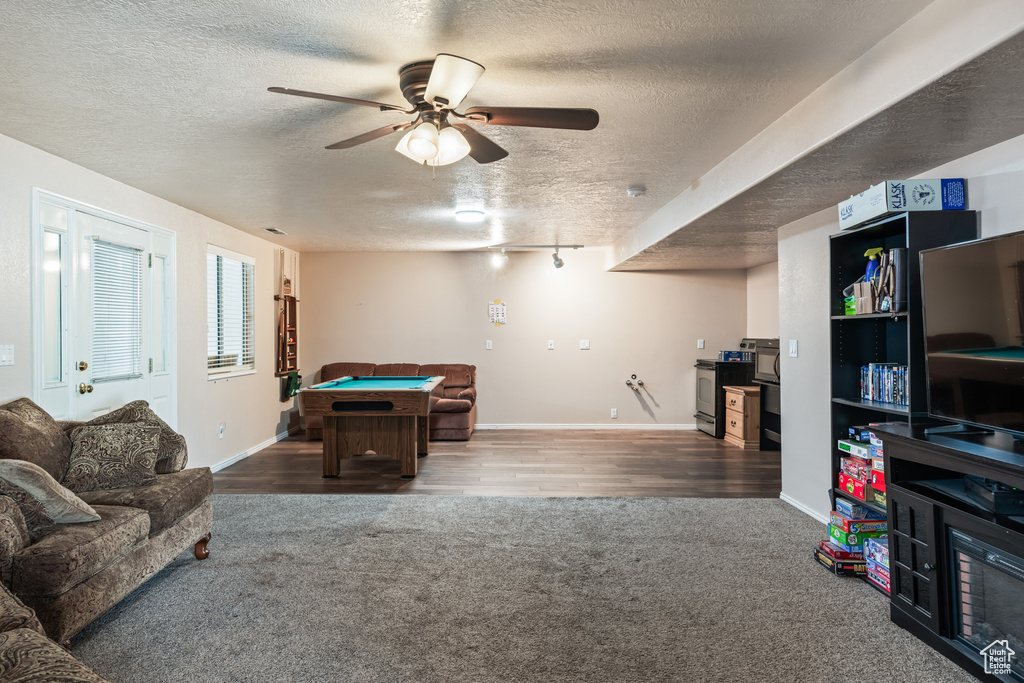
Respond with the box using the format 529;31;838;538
487;245;582;269
490;248;509;268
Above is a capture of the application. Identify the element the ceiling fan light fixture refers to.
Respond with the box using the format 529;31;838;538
428;126;472;166
425;54;485;110
406;121;440;160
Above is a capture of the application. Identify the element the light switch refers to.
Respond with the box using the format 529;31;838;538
789;339;799;358
697;339;705;349
547;340;555;350
486;340;492;350
580;339;590;350
0;345;12;367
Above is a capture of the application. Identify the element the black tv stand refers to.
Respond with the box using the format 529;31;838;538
871;422;1024;681
923;423;995;436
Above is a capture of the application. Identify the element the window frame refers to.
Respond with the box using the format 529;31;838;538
206;244;256;380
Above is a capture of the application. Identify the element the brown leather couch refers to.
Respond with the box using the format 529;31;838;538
305;362;477;441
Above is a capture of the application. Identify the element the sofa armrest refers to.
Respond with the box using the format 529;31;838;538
456;386;477;405
0;583;45;636
0;498;30;586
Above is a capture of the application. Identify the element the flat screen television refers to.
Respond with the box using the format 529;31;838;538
920;230;1024;435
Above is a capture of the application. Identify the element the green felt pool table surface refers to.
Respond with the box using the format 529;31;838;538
310;376;435;391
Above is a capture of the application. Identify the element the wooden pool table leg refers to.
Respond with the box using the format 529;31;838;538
417;416;429;457
322;416;341;477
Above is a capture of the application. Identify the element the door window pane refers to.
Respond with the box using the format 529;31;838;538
42;230;63;384
152;255;167;372
91;239;143;383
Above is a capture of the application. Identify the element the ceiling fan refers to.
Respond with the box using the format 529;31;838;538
269;53;599;166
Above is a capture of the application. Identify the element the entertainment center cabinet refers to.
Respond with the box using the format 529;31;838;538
871;423;1024;681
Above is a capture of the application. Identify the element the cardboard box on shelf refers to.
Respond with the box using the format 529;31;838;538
838;178;967;230
841;457;873;481
828;524;887;550
818;539;864;561
830;511;887;534
838;440;871;459
870;469;886;492
834;497;886;520
839;471;876;502
865;537;890;570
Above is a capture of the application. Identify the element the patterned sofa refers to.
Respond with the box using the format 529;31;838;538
0;581;110;681
0;398;213;646
305;362;477;441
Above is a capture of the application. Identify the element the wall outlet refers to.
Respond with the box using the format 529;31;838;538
580;339;590;350
789;339;799;358
486;340;492;350
218;422;225;439
611;408;618;419
0;345;12;366
547;340;555;350
697;339;705;349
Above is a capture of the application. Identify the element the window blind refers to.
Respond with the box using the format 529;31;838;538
91;238;143;383
207;249;255;375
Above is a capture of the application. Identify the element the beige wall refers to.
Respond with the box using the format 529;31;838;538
746;261;780;338
300;249;748;426
0;133;298;470
778;132;1024;521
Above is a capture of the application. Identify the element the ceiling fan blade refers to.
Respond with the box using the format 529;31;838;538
452;124;509;164
325;122;413;149
463;106;599;130
424;54;485;110
268;87;410;113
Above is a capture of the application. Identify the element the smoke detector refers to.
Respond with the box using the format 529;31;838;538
264;227;287;235
626;185;646;198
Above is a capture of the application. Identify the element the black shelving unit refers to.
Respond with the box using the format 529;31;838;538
828;210;978;513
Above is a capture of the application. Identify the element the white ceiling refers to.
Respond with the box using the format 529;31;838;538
0;1;939;264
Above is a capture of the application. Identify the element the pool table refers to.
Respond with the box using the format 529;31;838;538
298;376;444;478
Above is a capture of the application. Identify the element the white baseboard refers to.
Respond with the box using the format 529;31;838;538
210;426;299;473
779;492;830;524
475;424;697;430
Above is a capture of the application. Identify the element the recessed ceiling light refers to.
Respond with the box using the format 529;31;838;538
264;227;287;235
455;209;485;223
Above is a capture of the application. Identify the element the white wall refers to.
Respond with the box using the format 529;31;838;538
746;261;780;338
300;249;748;426
778;132;1024;520
0;133;298;470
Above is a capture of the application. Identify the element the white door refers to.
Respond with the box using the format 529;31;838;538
33;191;176;425
73;214;151;419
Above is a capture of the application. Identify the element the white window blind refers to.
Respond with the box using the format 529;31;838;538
207;246;255;376
91;238;143;383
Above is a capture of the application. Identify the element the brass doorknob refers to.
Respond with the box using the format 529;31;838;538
78;383;93;394
78;361;88;371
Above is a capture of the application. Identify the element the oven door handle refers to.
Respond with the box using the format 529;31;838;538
774;353;780;379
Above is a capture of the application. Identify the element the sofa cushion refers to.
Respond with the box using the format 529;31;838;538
77;467;213;536
0;628;112;682
63;423;159;493
12;505;149;596
0;460;99;524
321;362;376;381
374;363;421;376
431;398;474;414
0;398;72;482
73;400;187;474
420;364;475;389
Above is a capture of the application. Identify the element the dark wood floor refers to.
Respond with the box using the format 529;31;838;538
213;429;782;497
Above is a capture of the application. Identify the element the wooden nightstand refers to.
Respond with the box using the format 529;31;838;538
722;386;761;449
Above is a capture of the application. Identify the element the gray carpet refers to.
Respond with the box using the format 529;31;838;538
72;495;975;682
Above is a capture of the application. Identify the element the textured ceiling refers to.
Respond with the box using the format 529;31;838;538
0;0;933;261
613;27;1024;270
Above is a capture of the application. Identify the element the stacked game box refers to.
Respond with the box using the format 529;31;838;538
837;436;879;504
815;498;887;576
864;537;890;594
